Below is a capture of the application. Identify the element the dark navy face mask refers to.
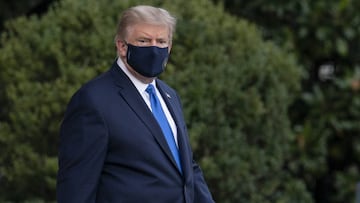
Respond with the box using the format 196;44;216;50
126;43;169;77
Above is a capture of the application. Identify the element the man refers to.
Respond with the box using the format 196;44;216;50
57;5;215;203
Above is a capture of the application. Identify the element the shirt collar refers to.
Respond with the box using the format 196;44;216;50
116;57;156;93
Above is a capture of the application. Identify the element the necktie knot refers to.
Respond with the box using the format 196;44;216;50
145;84;156;95
146;84;161;110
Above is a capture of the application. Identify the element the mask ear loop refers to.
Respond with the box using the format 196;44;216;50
122;40;129;48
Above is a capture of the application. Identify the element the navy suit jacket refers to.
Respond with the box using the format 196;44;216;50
57;61;214;203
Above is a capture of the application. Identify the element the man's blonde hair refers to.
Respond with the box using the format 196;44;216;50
115;5;176;43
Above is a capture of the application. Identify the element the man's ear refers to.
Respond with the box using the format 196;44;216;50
116;40;127;57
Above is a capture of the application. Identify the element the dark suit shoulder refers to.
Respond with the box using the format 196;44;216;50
81;70;112;92
64;66;116;113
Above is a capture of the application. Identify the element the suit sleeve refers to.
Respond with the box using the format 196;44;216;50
193;160;216;203
57;88;108;203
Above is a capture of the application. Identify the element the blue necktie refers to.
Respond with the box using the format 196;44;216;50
146;84;182;173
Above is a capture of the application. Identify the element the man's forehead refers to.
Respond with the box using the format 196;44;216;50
128;23;170;38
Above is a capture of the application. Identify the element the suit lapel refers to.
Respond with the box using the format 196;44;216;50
110;63;181;172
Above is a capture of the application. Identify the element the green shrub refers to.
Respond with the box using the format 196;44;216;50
212;1;360;201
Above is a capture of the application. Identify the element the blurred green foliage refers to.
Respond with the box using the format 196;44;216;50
213;0;360;202
0;0;54;31
213;0;360;67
